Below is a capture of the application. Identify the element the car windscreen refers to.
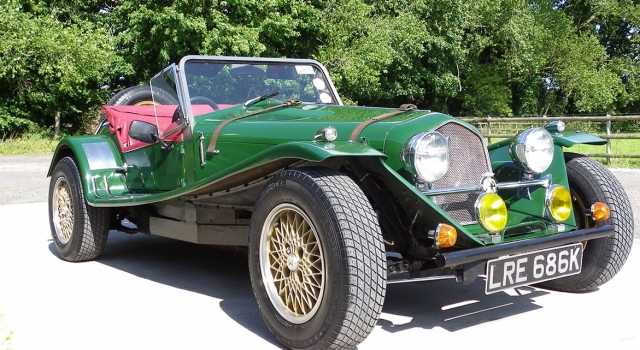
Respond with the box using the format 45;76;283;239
184;61;339;116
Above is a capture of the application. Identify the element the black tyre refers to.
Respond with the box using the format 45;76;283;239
248;168;386;350
48;157;110;262
539;153;634;292
107;85;178;106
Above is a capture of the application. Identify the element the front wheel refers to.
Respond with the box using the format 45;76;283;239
48;157;110;261
538;153;634;292
249;168;386;350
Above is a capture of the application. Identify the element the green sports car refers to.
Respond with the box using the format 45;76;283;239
47;55;634;350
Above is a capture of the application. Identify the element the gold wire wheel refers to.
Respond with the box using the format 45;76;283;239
52;177;74;244
260;203;325;324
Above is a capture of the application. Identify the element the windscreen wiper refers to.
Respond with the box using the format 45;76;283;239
243;91;280;108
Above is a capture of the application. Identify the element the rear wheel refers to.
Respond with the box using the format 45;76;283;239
249;167;386;350
538;153;633;292
48;157;110;261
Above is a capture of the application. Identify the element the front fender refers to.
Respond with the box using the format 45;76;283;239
47;135;127;205
487;130;607;152
551;131;607;147
90;141;387;207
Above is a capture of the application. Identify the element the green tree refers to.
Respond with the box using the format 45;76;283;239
110;0;325;83
0;0;130;135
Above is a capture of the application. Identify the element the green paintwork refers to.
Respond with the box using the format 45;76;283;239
550;131;607;147
88;141;386;206
487;130;607;152
121;142;186;191
48;100;590;247
489;143;577;226
48;54;613;251
374;158;485;246
47;135;129;203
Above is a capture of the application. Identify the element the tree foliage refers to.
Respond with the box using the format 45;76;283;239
1;0;640;135
0;0;131;136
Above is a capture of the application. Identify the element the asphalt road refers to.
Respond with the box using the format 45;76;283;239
0;154;639;350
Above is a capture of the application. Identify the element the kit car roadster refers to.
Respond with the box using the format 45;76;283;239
48;56;634;350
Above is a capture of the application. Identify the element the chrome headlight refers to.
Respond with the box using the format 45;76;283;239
509;128;554;174
402;131;450;183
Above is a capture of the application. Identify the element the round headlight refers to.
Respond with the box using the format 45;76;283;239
402;132;449;183
475;193;508;232
509;127;554;174
545;185;572;222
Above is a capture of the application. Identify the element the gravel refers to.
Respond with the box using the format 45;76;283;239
0;153;638;237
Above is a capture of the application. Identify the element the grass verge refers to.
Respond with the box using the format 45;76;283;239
487;137;640;169
0;133;58;155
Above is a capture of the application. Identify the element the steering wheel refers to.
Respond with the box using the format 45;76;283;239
190;96;220;111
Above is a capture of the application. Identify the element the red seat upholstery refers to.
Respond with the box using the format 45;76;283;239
102;105;215;152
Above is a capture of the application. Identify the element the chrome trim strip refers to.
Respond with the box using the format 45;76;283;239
420;174;552;196
387;275;457;284
421;185;483;196
497;174;552;190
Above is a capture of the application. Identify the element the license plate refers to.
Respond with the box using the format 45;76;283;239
485;243;583;294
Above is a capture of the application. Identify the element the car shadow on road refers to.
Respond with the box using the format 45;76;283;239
49;230;284;348
49;229;552;346
378;276;550;333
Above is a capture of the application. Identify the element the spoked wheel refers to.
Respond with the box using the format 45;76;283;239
249;167;386;350
538;153;634;292
260;203;325;324
51;176;75;245
48;157;110;262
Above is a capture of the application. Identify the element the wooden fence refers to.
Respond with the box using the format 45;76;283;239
459;115;640;164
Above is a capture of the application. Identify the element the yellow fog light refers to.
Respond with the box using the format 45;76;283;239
591;202;610;222
432;224;457;248
546;185;572;222
475;193;508;232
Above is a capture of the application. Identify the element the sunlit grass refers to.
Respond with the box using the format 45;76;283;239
569;138;640;169
0;133;58;155
487;137;640;169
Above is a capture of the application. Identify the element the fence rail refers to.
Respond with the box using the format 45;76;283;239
459;115;640;163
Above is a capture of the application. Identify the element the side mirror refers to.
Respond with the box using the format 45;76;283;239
162;107;188;138
129;120;159;144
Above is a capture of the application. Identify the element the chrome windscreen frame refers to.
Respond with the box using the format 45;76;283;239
149;64;192;140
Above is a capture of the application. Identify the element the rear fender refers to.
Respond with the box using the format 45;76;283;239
47;136;127;205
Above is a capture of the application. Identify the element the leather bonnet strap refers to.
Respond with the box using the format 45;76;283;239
206;100;300;154
348;104;417;142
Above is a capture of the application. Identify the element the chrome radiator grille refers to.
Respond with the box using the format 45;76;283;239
430;122;491;223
